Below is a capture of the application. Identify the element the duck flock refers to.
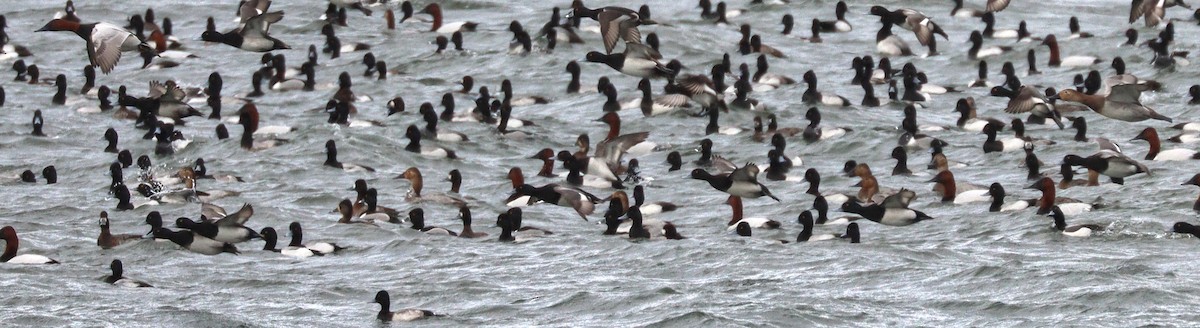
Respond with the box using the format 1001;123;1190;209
6;0;1200;325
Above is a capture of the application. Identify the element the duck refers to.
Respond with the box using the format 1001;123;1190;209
810;196;857;225
1130;0;1190;27
145;215;238;255
967;30;1011;60
1132;127;1198;161
36;19;151;74
890;147;915;177
323;140;376;172
456;207;488;238
407;208;458;236
497;208;553;242
97;211;143;249
1041;34;1100;67
193;158;245;183
955;97;1005;132
101;260;151;287
665;73;725;111
398;167;466;207
373;290;439;322
796;212;838;242
801;169;853;206
416;103;467;142
1;226;59;264
869;6;947;54
1050;88;1170;123
1070;136;1152;183
1046;206;1104;237
414;3;476;34
994;86;1065;129
634;78;690;117
875;20;912;57
1027;177;1095;215
1178;174;1200;212
359;189;403;224
516;183;603;221
1058;163;1090;190
333;199;382;225
631;185;677;216
982;122;1024;153
724;195;781;231
801;70;850;106
286;222;342;255
691;162;780;201
753;55;795;87
237;104;286;151
840;194;932;226
984;183;1037;212
584;47;674;80
1172;221;1200;237
175;216;259;245
980;12;1018;39
201;11;288;52
951;0;985;17
802;107;849;142
569;2;654;54
817;1;852;32
404;125;458;159
258;227;316;258
928;170;990;204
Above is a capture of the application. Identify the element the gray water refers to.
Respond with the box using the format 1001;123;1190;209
3;0;1200;326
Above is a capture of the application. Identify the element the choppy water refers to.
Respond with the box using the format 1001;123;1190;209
3;0;1200;326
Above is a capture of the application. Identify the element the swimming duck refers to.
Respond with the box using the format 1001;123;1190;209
175;216;258;245
457;207;488;238
1;226;59;264
1046;206;1104;237
101;259;151;287
323;140;376;172
928;170;990;204
802;107;849;142
1132;127;1198;161
982;122;1024;153
97;211;143;249
955;97;1005;132
725;195;781;231
145;215;237;255
1027;177;1096;215
398;167;466;207
258;227;316;258
404;125;457;159
817;1;852;32
373;290;439;322
37;18;151;74
840;191;931;227
286;222;342;255
408;208;458;236
1040;35;1100;67
967;30;1011;60
984;183;1037;212
801;70;850;106
796;211;837;242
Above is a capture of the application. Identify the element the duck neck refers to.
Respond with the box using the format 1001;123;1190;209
806;178;820;195
1086;169;1100;186
288;229;303;247
857;176;878;202
727;197;743;226
604;120;620;142
262;233;276;250
1;236;16;262
1143;136;1161;160
537;158;554;177
1036;187;1055;214
988;192;1003;212
936;180;956;202
1046;42;1062;67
